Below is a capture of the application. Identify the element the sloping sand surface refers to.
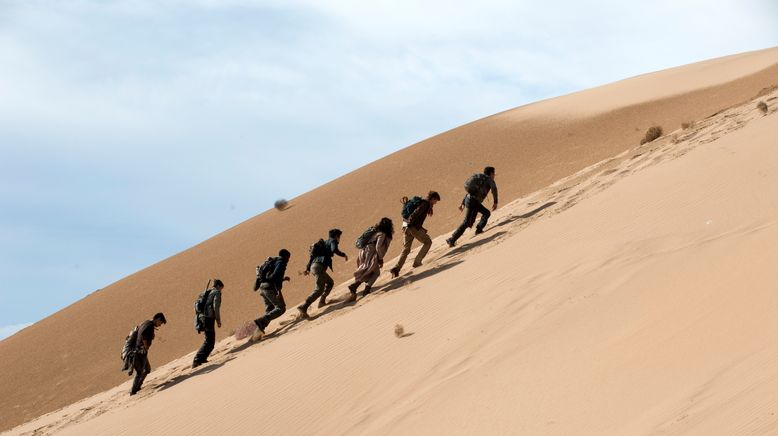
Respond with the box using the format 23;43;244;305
1;47;777;431
8;85;778;435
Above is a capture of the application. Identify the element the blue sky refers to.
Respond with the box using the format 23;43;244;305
1;0;776;340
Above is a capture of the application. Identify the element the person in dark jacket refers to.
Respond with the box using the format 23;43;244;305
130;312;167;396
192;279;224;368
251;249;291;341
446;166;498;247
297;229;349;318
389;191;440;278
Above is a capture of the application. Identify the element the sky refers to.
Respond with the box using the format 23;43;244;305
1;0;777;340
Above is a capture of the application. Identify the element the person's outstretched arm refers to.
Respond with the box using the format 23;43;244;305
330;240;347;258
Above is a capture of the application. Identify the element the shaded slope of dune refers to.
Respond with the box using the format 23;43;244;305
1;47;777;431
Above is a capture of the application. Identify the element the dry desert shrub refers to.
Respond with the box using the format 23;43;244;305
394;324;405;338
274;199;289;211
757;101;768;115
681;121;694;130
640;126;663;145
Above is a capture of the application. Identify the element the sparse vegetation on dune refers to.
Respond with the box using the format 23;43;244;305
640;126;663;145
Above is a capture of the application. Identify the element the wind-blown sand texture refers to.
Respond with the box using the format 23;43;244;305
2;47;778;433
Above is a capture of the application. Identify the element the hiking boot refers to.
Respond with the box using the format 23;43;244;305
250;321;265;342
317;297;327;308
474;227;484;235
389;267;400;278
192;361;202;369
446;238;456;247
360;285;372;297
347;282;360;294
296;305;310;320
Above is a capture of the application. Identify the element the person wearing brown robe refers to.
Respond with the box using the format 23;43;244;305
347;217;394;300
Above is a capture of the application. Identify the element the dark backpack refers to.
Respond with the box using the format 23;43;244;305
254;257;278;290
401;196;424;220
193;280;213;333
121;325;139;371
194;289;212;315
309;239;331;258
464;173;490;196
355;226;378;249
194;279;213;315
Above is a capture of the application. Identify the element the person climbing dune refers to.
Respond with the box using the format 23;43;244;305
447;166;498;247
389;191;440;278
347;217;394;300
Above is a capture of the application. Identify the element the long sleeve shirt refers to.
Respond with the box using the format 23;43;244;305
407;200;431;230
136;320;155;350
203;288;221;323
268;257;289;291
487;178;498;205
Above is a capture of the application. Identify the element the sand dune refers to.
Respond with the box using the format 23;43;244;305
1;47;777;432
8;83;778;435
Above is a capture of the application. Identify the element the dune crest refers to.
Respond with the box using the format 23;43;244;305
1;47;778;432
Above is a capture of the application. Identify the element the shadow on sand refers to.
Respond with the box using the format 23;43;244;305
373;259;465;294
493;201;557;228
227;312;319;354
155;359;233;392
226;237;493;347
309;296;358;321
228;337;259;355
441;231;507;259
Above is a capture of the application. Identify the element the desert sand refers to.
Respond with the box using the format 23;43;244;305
2;47;778;434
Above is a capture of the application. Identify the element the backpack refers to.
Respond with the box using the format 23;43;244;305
401;196;424;220
464;173;490;196
355;226;378;249
254;257;278;291
309;239;331;258
194;290;212;315
194;279;213;315
193;280;213;333
121;325;139;372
